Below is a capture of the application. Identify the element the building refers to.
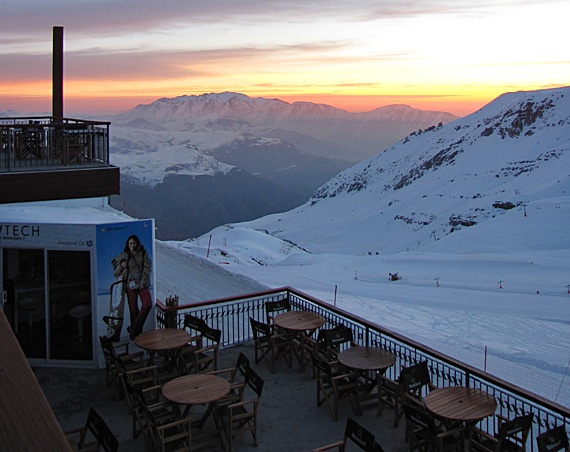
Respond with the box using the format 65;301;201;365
0;26;155;368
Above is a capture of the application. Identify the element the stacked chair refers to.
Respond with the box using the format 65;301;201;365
99;335;145;400
121;364;196;451
309;417;385;452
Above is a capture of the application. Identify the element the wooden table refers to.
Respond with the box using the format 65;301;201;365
424;386;497;451
275;311;325;371
162;374;230;423
338;346;396;372
338;346;397;412
134;328;190;369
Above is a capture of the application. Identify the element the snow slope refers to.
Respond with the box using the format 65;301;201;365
164;87;570;406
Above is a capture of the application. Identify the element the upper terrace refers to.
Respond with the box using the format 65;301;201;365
0;27;119;205
0;116;119;204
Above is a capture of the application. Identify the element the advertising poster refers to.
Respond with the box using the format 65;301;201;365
95;219;156;341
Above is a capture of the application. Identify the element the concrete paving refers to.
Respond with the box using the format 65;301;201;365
35;340;409;452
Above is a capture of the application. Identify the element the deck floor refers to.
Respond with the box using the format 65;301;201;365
36;340;409;451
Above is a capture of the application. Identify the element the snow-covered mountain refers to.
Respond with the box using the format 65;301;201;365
201;87;570;256
167;86;570;404
109;92;457;240
112;92;458;163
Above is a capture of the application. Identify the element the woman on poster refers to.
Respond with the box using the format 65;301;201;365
112;234;152;340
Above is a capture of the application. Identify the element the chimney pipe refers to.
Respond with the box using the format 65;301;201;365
52;26;64;122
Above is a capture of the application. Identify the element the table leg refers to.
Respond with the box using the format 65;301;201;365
146;350;156;367
293;329;317;372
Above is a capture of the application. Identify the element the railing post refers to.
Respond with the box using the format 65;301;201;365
165;307;178;329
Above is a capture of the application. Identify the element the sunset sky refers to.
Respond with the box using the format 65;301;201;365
1;0;568;117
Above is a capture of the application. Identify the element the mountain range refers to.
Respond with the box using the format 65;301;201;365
207;87;569;256
108;92;458;239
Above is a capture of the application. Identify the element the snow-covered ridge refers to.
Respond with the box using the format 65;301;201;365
110;92;459;167
273;86;570;254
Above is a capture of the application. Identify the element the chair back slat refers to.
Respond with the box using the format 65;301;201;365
323;325;353;352
201;324;221;343
345;418;377;452
184;314;207;334
250;317;271;337
265;298;291;323
236;352;251;379
498;414;533;447
399;361;431;393
245;367;265;397
536;425;570;452
85;407;119;452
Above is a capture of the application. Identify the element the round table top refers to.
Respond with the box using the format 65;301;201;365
162;374;230;405
424;386;497;422
134;328;190;351
337;346;396;371
274;311;325;331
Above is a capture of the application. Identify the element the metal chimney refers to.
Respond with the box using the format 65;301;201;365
52;26;64;122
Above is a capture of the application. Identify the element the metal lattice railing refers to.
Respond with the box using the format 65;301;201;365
0;116;110;171
156;286;570;451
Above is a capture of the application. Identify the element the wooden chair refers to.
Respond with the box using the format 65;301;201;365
183;313;207;335
403;402;464;452
155;417;193;452
471;413;533;452
306;325;344;377
322;325;356;358
99;335;145;399
312;325;356;370
399;361;436;400
249;317;292;373
209;352;251;406
265;298;291;329
216;366;265;452
376;370;400;422
309;417;381;452
177;313;210;374
122;366;173;440
536;425;570;452
64;407;118;452
383;360;436;430
312;352;360;421
180;323;221;374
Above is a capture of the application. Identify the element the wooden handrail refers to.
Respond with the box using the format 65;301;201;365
0;309;72;451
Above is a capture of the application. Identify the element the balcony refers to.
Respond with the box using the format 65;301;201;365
151;287;570;451
0;116;120;204
18;285;570;450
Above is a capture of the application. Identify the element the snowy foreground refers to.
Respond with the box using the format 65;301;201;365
161;232;570;409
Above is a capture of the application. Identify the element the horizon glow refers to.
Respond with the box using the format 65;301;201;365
0;0;568;118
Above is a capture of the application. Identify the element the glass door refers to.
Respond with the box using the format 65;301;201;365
2;248;92;361
2;248;46;358
48;250;92;360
